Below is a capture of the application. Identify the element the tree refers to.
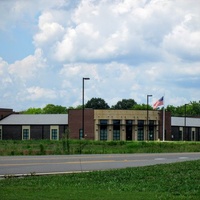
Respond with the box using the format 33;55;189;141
22;104;68;114
22;107;42;114
75;105;83;109
188;101;200;116
166;105;177;115
43;104;67;114
67;105;83;110
85;98;110;109
166;105;186;116
166;101;200;117
112;99;137;109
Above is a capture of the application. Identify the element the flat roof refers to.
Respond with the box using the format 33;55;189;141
0;114;68;125
0;108;13;111
171;117;200;127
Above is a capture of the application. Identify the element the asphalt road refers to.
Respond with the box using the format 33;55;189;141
0;153;200;177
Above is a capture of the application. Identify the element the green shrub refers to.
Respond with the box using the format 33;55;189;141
0;140;200;155
107;141;118;146
39;144;45;155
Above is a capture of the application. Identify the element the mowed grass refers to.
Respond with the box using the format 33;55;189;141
0;140;200;155
1;160;200;200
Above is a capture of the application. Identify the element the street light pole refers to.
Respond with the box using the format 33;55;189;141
82;77;90;139
147;95;152;140
184;104;188;141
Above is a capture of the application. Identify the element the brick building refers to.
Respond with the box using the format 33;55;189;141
0;108;14;120
1;108;200;141
0;114;68;140
171;117;200;141
68;109;171;141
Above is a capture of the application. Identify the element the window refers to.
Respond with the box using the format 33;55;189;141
149;129;154;140
51;129;58;140
138;120;144;126
179;130;182;141
100;129;107;140
0;126;2;140
126;120;132;125
192;131;195;141
100;120;108;140
138;128;144;141
100;120;108;125
50;126;59;140
22;126;30;140
126;120;132;140
149;120;154;140
113;129;120;140
79;129;83;139
138;120;144;141
113;120;120;125
113;120;120;140
23;129;29;140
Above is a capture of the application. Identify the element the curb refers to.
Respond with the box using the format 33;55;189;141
0;170;90;179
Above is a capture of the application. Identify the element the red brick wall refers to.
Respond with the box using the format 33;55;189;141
0;108;14;120
68;109;94;140
69;109;171;141
158;110;171;140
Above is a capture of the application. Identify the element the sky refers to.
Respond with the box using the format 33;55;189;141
0;0;200;111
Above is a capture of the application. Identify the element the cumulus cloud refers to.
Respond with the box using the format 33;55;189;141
0;0;200;110
20;86;57;101
31;0;200;66
8;49;46;80
0;58;12;88
33;11;66;48
162;14;200;61
0;0;67;30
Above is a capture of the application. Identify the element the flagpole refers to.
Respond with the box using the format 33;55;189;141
153;96;165;141
163;97;165;141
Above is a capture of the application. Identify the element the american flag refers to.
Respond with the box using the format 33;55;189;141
153;96;164;109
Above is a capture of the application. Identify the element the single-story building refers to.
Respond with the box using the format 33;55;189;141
171;117;200;141
0;108;14;120
0;114;68;140
1;108;200;141
68;109;171;141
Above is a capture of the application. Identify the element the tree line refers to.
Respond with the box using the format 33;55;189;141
21;98;200;117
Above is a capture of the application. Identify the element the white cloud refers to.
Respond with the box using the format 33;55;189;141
21;86;57;101
59;62;100;91
8;49;46;80
0;57;8;75
0;0;200;111
162;14;200;61
33;0;199;65
0;0;67;30
0;58;12;88
34;12;65;46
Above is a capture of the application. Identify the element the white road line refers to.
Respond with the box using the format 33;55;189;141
178;157;188;160
154;158;166;160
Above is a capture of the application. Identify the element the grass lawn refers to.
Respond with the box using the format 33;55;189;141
1;159;200;200
0;140;200;155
